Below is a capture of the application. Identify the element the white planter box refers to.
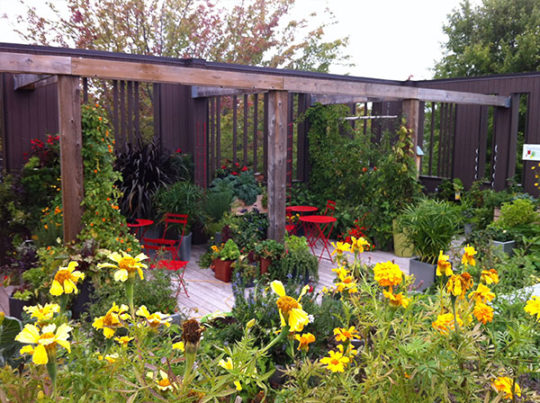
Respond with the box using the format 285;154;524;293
409;258;436;292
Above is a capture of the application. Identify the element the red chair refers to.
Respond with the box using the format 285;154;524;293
323;200;336;216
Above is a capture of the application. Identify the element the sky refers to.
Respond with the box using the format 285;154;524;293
0;0;482;81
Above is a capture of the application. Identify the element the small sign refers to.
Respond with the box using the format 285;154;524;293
523;144;540;161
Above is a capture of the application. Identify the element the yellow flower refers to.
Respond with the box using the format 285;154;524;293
136;305;171;329
332;266;349;280
473;302;494;324
147;370;174;392
172;341;185;351
114;336;134;347
337;343;358;357
432;313;463;335
331;241;351;256
446;272;474;299
436;251;452;277
468;284;495;303
383;289;411;308
320;349;350;372
271;281;310;332
480;269;499;285
335;275;359;294
492;376;521;400
218;356;234;370
98;251;148;282
350;236;370;254
461;244;477;267
49;261;85;296
23;303;60;322
295;333;316;352
98;353;119;363
234;381;242;391
524;296;540;320
373;261;403;288
333;326;360;342
92;302;131;338
15;323;71;365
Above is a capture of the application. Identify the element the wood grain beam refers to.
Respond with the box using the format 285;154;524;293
402;99;421;176
267;90;288;242
57;75;83;243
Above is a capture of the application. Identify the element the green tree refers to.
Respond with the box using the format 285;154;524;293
16;0;350;72
434;0;540;78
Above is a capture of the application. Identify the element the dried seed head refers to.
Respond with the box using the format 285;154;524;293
182;319;203;344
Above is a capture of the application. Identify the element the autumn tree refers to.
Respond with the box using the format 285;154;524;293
17;0;350;72
434;0;540;78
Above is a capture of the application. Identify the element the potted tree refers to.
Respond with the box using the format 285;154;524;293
398;199;461;291
254;239;285;275
211;239;241;282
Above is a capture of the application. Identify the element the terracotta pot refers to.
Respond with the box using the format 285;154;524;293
213;259;234;282
259;257;272;275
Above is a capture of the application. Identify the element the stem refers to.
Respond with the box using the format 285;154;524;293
125;278;135;318
451;298;460;334
46;357;57;397
261;325;290;355
60;294;68;314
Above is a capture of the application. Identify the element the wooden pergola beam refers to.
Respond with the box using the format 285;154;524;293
13;74;56;90
0;52;511;107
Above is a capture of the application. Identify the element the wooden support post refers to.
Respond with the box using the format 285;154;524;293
267;90;288;242
57;75;83;243
402;99;421;176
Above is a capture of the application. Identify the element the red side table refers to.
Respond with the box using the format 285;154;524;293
299;215;337;262
127;218;154;240
286;206;318;235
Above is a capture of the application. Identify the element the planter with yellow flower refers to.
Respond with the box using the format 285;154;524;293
211;239;240;282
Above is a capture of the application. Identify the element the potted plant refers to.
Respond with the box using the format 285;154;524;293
270;236;318;284
254;239;285;275
232;255;259;287
211;239;241;282
398;199;461;291
8;287;34;320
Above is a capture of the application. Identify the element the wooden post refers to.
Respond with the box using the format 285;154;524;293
57;75;83;243
402;99;421;176
267;90;288;242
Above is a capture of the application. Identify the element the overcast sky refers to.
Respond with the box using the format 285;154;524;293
0;0;482;81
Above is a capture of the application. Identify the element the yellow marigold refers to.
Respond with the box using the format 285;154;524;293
320;349;350;372
492;376;521;400
23;303;60;322
334;326;360;342
234;381;242;391
335;275;359;294
98;353;119;363
147;370;174;392
49;261;85;296
350;236;370;254
436;251;452;277
524;296;540;321
473;302;494;324
114;336;133;347
383;289;411;308
331;241;351;256
92;302;131;338
295;333;316;352
271;281;310;332
468;283;495;303
446;272;474;299
373;261;403;288
480;269;499;285
136;305;171;329
172;341;185;351
432;313;463;335
461;244;477;267
332;266;349;280
98;251;148;282
218;357;234;370
15;323;72;365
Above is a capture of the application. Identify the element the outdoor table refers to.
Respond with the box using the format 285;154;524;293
127;218;154;240
299;215;337;262
286;205;318;235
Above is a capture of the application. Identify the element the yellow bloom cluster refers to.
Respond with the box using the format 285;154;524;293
524;296;540;320
446;272;474;299
436;251;452;277
492;376;521;400
271;281;310;332
295;333;316;352
373;261;403;288
98;251;148;282
23;303;60;323
92;302;131;338
136;305;171;329
15;323;72;365
432;313;463;335
50;261;85;296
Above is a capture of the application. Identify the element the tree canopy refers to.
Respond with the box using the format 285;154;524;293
16;0;351;73
434;0;540;78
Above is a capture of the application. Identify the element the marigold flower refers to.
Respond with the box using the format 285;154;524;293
98;251;148;282
136;305;171;329
23;303;60;322
383;289;411;308
172;341;185;351
271;280;310;332
524;296;540;320
373;261;403;288
50;261;85;296
332;266;349;280
320;349;350;372
468;283;495;303
480;269;499;285
92;302;131;338
350;236;370;254
218;357;234;370
15;323;72;365
492;376;521;400
461;244;477;267
432;313;463;335
234;381;242;391
446;272;473;299
99;353;119;363
335;275;359;294
334;326;360;342
295;333;316;352
473;302;494;324
114;336;134;347
436;251;452;277
331;241;351;256
147;370;174;392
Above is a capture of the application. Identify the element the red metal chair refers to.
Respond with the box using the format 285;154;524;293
323;200;336;216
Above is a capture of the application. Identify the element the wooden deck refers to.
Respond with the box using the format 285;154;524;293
0;244;411;319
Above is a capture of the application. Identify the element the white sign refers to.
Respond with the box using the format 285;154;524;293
522;144;540;161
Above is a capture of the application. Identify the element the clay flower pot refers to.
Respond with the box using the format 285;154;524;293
213;259;234;282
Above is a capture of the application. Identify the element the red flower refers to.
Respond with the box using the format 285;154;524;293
362;167;368;173
373;166;378;171
175;148;182;153
234;162;240;167
308;285;314;293
231;171;238;176
221;165;227;169
241;166;248;172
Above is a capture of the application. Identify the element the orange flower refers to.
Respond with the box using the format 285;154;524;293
461;244;477;267
436;251;452;277
446;272;473;299
473;302;494;324
480;269;499;285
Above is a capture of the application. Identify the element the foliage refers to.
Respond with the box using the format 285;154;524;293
270;235;318;282
153;181;204;232
221;210;269;250
253;239;286;260
398;198;462;263
0;315;23;367
436;178;464;202
435;0;540;77
210;170;261;206
492;198;539;230
213;239;241;261
17;0;351;72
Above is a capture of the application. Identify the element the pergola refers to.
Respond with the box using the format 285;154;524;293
0;44;510;244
